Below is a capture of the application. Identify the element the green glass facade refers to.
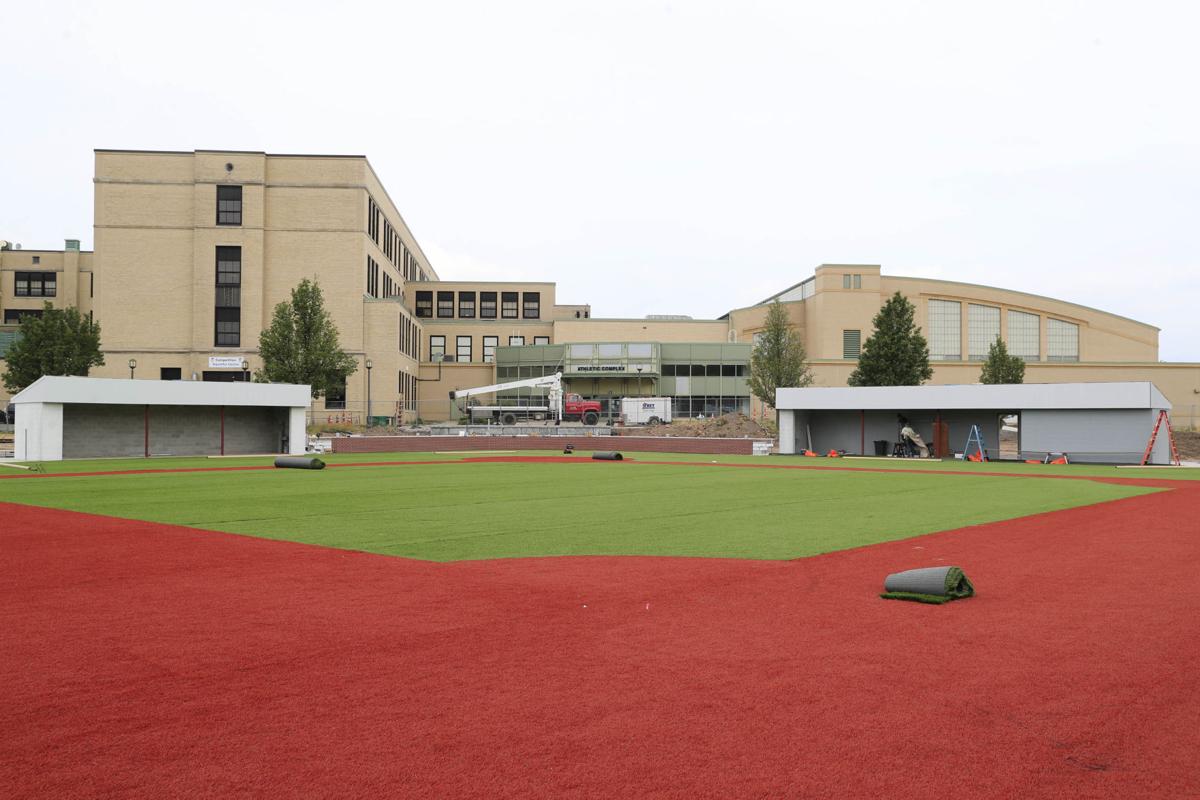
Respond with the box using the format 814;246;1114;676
494;342;752;418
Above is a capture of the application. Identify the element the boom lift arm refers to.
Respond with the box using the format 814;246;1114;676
450;372;564;421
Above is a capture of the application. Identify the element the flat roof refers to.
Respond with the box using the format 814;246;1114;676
775;382;1170;411
12;376;311;408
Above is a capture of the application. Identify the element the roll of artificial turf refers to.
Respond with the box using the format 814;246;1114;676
274;456;326;470
880;566;974;604
591;452;624;461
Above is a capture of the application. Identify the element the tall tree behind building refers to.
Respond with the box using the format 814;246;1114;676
848;292;933;386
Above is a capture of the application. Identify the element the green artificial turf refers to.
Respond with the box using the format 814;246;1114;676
0;458;1158;562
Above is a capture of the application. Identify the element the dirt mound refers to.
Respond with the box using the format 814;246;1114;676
620;413;776;439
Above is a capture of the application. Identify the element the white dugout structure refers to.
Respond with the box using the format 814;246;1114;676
11;377;311;461
775;382;1175;465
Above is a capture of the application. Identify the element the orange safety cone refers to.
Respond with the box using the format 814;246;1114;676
1050;455;1069;465
967;452;982;462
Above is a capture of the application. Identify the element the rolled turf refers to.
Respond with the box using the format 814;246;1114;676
881;565;975;604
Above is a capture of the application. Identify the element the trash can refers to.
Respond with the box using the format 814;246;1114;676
874;440;889;456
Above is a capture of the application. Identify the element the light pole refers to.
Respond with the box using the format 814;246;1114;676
128;358;137;379
365;358;373;427
241;359;249;382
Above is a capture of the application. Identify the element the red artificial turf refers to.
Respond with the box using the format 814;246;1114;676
2;485;1199;798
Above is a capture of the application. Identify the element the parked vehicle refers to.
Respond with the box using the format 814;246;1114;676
451;372;603;425
621;397;672;425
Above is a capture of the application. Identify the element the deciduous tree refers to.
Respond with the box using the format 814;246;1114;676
2;303;104;394
748;299;813;409
256;279;357;398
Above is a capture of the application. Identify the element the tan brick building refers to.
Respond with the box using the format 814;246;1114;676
2;148;1198;429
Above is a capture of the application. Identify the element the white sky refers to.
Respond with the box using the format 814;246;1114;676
3;1;1197;360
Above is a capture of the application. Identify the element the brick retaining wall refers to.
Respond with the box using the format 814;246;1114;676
332;435;773;455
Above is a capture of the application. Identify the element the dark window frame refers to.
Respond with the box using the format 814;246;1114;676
480;291;497;319
458;291;476;318
501;291;519;319
14;271;57;298
522;291;541;319
214;246;242;347
437;291;454;318
456;335;472;363
483;335;498;363
415;291;433;318
429;335;446;362
216;185;243;226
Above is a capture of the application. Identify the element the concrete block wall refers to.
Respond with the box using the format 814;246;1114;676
332;435;773;455
59;403;291;459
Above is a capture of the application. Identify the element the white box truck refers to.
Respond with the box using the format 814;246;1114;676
621;397;673;425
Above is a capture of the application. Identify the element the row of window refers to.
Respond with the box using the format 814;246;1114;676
368;195;427;283
661;364;749;377
842;273;862;289
928;300;1079;361
13;271;56;297
398;371;417;411
399;313;419;360
415;290;540;320
367;256;380;298
429;334;550;362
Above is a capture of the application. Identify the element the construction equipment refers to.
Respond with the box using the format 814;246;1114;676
450;372;602;425
1141;410;1181;466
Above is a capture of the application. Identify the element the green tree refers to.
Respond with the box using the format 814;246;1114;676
256;279;357;398
848;292;933;386
979;336;1025;384
2;303;104;394
748;299;813;409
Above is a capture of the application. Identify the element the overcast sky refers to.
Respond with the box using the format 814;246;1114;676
3;1;1197;359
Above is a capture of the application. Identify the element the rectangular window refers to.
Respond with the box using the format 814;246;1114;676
501;292;519;319
215;246;241;347
480;291;497;319
691;364;706;376
662;364;676;376
14;271;57;297
365;257;380;298
437;291;454;318
523;292;540;319
32;255;40;264
1007;310;1040;361
927;299;961;360
842;329;861;359
458;291;476;318
429;335;446;361
160;367;182;380
216;185;242;225
533;336;550;345
415;291;433;318
456;335;472;363
483;335;498;363
5;308;44;324
853;274;861;289
967;304;1001;361
326;383;346;410
1047;318;1079;362
508;335;524;346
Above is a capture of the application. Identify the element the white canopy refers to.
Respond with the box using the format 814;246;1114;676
12;376;311;408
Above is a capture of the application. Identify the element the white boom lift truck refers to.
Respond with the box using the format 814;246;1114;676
450;372;603;426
